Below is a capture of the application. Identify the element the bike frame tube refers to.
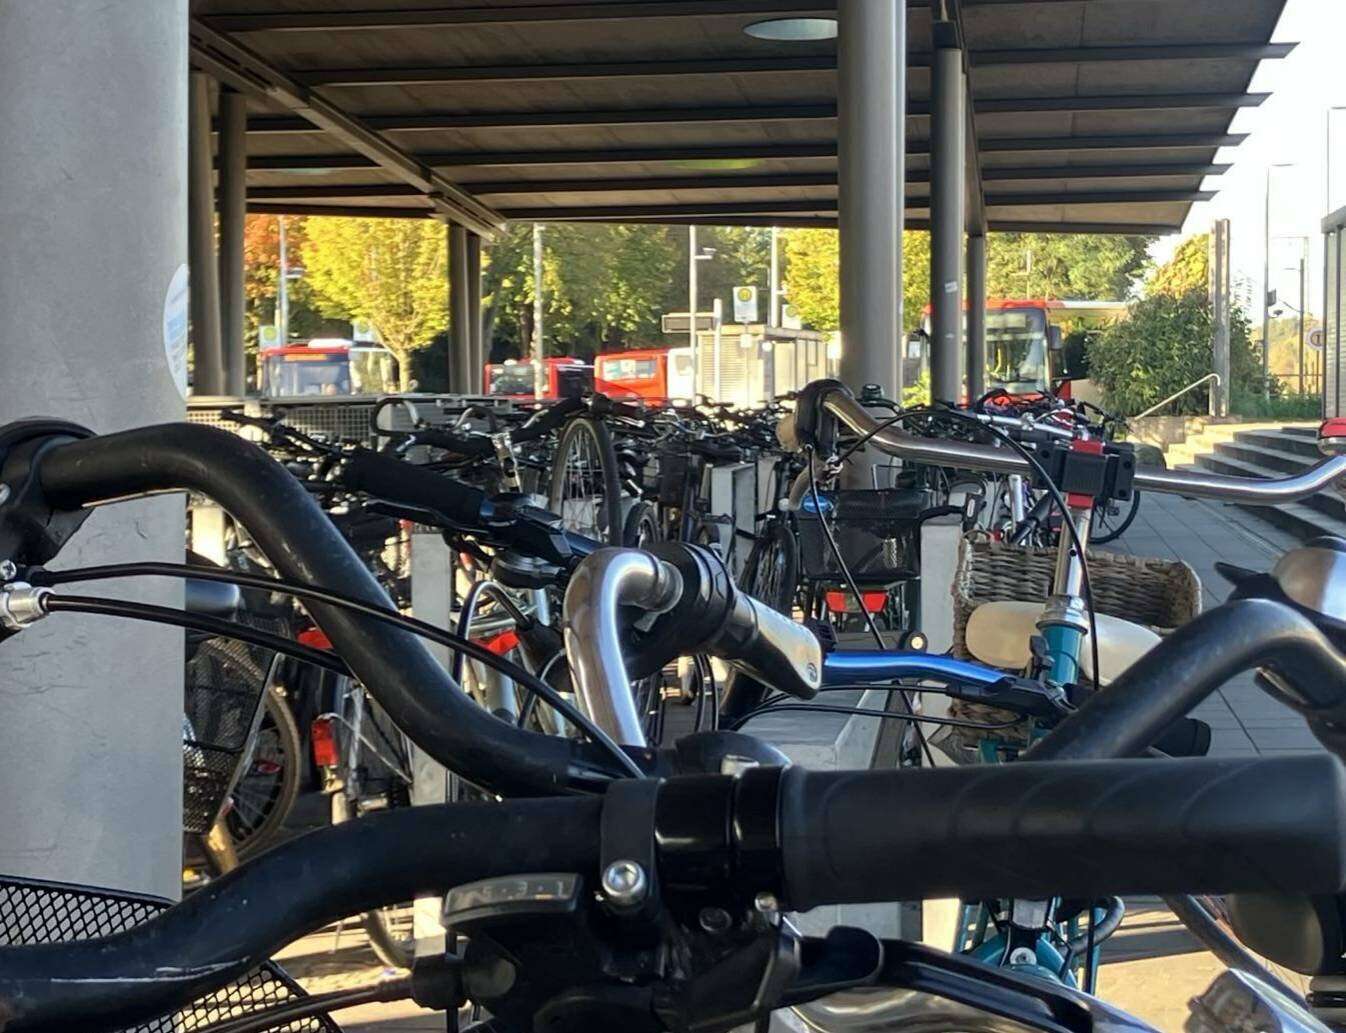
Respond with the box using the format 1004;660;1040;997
821;650;1007;687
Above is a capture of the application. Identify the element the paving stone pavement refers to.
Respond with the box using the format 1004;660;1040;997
1110;489;1323;757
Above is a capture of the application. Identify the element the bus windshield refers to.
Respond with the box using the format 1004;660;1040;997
263;354;351;396
986;308;1049;394
487;364;537;396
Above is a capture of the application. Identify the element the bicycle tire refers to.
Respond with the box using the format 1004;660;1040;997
225;685;303;862
623;499;662;548
741;519;799;615
1089;490;1142;545
548;417;624;546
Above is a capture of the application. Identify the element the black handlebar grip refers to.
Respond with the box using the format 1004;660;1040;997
515;395;586;441
413;428;494;457
779;756;1346;910
343;451;488;529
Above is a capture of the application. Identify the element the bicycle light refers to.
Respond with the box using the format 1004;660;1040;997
1320;418;1346;457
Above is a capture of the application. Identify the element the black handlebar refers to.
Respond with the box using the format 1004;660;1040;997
1027;598;1346;762
33;424;636;797
778;755;1346;909
5;756;1343;1031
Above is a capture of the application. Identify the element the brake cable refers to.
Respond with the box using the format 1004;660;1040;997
27;562;643;778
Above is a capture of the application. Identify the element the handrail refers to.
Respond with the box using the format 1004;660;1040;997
1133;372;1221;420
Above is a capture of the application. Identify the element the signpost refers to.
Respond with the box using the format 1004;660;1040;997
733;285;759;323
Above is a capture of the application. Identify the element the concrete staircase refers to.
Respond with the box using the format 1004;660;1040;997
1179;423;1338;540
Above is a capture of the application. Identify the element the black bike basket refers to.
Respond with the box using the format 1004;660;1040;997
796;488;934;586
182;624;282;836
0;874;341;1032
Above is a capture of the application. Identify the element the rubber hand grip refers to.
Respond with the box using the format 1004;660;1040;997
342;451;487;528
779;755;1346;910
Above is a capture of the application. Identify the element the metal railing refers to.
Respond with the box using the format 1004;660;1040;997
1133;373;1221;420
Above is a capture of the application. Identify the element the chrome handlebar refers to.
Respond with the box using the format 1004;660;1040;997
817;387;1345;505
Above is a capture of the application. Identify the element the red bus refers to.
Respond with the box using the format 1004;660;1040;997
260;340;398;397
917;300;1067;400
593;347;694;402
483;357;592;399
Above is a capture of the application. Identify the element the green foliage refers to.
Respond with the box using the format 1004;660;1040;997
1230;387;1322;420
1149;234;1209;298
780;229;931;333
985;233;1153;301
302;217;448;390
1086;292;1262;416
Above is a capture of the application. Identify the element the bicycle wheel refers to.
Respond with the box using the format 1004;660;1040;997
330;697;416;969
548;417;623;545
623;499;662;548
741;519;799;614
1089;491;1141;544
225;685;302;862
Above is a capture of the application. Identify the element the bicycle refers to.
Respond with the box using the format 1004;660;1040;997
2;415;1346;1030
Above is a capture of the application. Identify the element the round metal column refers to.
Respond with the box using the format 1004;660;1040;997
188;71;225;395
219;87;249;396
0;0;188;899
837;0;904;398
930;46;966;404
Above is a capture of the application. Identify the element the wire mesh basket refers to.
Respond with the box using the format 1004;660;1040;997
796;488;935;586
947;537;1201;742
0;874;342;1032
182;622;284;836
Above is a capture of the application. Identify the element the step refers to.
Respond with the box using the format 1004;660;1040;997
1186;454;1346;539
1198;447;1346;522
1231;429;1323;459
1281;424;1320;439
1214;439;1317;477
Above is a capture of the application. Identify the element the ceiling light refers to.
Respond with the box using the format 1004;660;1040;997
743;17;837;42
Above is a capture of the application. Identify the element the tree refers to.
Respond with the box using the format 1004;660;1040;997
483;222;681;359
1086;292;1262;415
780;228;930;332
985;233;1153;301
302;217;449;390
1148;234;1209;298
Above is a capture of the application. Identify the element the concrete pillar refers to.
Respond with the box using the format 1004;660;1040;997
966;233;987;402
218;88;249;396
0;0;188;899
1210;219;1231;417
837;0;904;397
929;44;966;404
467;233;484;394
448;224;471;393
188;72;225;395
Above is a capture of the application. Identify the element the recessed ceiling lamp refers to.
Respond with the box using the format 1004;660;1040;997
743;17;838;42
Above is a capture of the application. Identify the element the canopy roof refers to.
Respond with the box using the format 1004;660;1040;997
193;0;1293;237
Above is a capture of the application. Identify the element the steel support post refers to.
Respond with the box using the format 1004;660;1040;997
467;232;484;394
188;71;225;395
449;224;471;394
930;44;966;404
0;0;188;899
966;232;987;402
218;87;248;395
837;0;903;398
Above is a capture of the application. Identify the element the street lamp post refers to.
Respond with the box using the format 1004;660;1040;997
688;227;715;400
1264;163;1296;399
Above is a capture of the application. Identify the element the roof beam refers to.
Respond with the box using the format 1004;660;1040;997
236;104;838;134
497;188;1213;219
971;42;1295;65
970;92;1268;115
249;203;432;219
296;55;837;86
241;148;1237;175
980;132;1247;153
188;20;503;237
208;2;833;32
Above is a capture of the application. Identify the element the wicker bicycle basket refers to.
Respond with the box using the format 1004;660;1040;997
948;537;1201;743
